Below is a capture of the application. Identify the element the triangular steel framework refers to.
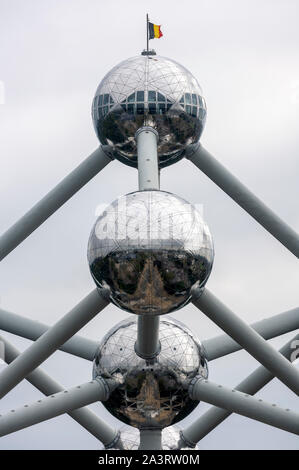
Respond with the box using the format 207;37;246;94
0;133;298;449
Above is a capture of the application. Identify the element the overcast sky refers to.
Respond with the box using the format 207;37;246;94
0;0;298;449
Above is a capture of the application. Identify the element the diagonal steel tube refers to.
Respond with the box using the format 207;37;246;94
0;146;113;261
181;333;299;446
187;378;299;436
193;289;299;397
186;144;299;257
203;306;299;361
1;305;298;363
0;378;112;437
0;336;119;447
0;289;109;400
0;308;99;361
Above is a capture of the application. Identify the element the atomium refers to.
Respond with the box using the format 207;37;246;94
93;316;208;429
87;190;214;315
107;425;199;450
0;15;295;452
92;54;207;168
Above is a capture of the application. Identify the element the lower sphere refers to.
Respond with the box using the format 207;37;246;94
107;425;199;450
93;316;208;429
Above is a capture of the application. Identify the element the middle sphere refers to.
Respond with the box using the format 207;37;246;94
88;190;214;315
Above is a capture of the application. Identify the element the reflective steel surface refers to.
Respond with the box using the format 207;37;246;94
108;425;199;450
88;191;214;316
92;55;207;168
93;316;208;429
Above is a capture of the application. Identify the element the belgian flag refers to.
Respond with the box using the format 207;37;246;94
148;22;163;39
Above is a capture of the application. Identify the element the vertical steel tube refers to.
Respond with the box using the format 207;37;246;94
135;316;161;360
134;127;161;360
136;127;159;191
139;428;163;450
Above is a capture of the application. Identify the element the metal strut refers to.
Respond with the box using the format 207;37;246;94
186;143;299;257
0;146;113;262
0;336;120;447
188;377;299;436
1;304;298;362
134;127;161;360
180;333;299;446
0;378;115;437
0;289;109;400
193;288;299;397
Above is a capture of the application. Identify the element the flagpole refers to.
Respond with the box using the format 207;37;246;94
146;13;149;53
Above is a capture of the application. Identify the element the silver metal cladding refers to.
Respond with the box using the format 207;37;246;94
93;316;208;429
92;55;207;168
107;425;199;450
87;191;214;316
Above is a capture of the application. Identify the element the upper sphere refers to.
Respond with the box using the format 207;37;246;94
92;55;207;168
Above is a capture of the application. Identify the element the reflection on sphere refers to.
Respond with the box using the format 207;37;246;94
108;425;198;450
92;55;207;168
93;316;208;429
87;191;214;316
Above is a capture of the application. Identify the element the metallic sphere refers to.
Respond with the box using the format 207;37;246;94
92;54;207;168
108;425;199;450
88;191;214;316
93;316;208;429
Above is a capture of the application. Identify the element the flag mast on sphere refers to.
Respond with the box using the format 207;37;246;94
144;14;163;55
146;13;149;54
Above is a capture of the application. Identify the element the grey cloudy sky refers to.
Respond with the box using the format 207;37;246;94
0;0;298;449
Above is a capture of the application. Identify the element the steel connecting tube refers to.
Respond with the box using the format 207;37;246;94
187;377;299;437
0;336;120;448
0;146;113;261
0;378;114;437
134;126;161;361
135;126;159;191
